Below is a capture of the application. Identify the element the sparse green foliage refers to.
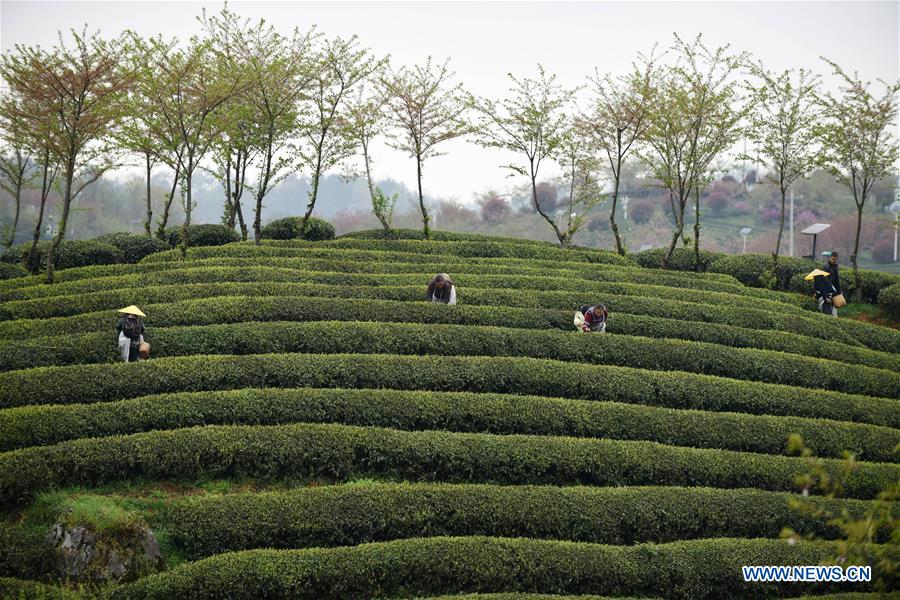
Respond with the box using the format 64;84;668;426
381;56;469;238
744;65;820;269
817;60;900;301
782;435;898;595
469;66;574;246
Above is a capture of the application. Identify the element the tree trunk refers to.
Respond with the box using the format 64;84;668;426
609;166;624;255
45;163;74;284
234;151;248;241
5;180;21;249
144;152;153;237
416;154;430;239
851;201;863;302
363;138;391;233
156;163;181;240
663;196;685;268
772;184;787;270
180;156;193;258
25;150;53;270
302;134;327;234
692;185;701;272
223;154;235;229
529;164;565;246
254;146;274;247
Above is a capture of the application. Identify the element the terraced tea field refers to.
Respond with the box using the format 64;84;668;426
1;233;897;599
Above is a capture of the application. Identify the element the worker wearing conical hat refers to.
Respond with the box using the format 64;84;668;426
116;306;147;362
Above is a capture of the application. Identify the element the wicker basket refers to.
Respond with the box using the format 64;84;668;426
138;341;151;359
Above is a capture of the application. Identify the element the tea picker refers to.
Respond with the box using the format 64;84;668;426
116;305;150;362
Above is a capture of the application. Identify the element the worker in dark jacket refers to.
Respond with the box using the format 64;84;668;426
813;273;838;317
579;304;608;333
426;273;457;305
116;305;147;362
824;251;841;296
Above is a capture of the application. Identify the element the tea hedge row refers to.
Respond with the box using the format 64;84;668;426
0;577;81;599
3;354;895;427
0;265;807;317
3;294;892;371
4;387;895;460
144;238;639;266
1;282;874;354
5;320;896;398
2;248;742;293
2;423;897;506
159;482;874;559
109;536;891;600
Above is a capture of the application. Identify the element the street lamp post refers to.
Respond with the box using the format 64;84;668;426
889;200;900;262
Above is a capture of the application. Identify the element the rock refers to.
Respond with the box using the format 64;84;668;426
50;522;164;584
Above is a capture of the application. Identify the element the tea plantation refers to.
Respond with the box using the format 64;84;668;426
0;232;897;599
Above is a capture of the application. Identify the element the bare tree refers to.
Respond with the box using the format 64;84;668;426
817;59;900;300
296;35;376;233
382;56;468;238
552;119;604;246
580;49;659;254
0;144;34;248
639;35;746;269
199;6;318;244
344;84;397;233
469;65;575;246
745;64;820;269
0;29;132;282
135;33;245;253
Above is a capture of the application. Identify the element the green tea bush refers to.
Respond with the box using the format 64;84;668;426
788;269;900;306
632;247;726;272
0;577;80;599
0;264;811;315
260;216;335;241
6;283;886;357
2;354;896;427
109;536;890;600
0;262;28;280
4;320;896;397
2;240;123;273
1;422;897;505
96;232;170;263
878;283;900;320
160;483;872;558
163;224;240;247
3;387;894;460
2;296;895;371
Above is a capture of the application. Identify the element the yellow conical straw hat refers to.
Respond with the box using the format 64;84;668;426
804;269;830;281
117;305;146;317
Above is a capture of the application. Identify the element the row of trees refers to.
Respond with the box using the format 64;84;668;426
1;6;898;291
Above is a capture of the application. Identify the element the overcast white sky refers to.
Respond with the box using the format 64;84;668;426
2;1;898;203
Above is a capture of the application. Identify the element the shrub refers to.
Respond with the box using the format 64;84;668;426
788;269;900;306
1;422;897;506
1;354;896;427
163;224;240;248
0;577;80;599
0;263;809;315
0;262;28;280
632;248;726;272
1;240;123;273
878;283;900;320
260;216;335;241
96;232;170;263
4;315;898;398
3;387;894;461
158;483;872;559
108;537;889;600
707;254;815;289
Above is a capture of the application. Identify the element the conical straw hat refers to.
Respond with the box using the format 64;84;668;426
804;269;830;281
117;305;146;317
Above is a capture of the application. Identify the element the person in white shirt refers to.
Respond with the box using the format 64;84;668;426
426;273;457;305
